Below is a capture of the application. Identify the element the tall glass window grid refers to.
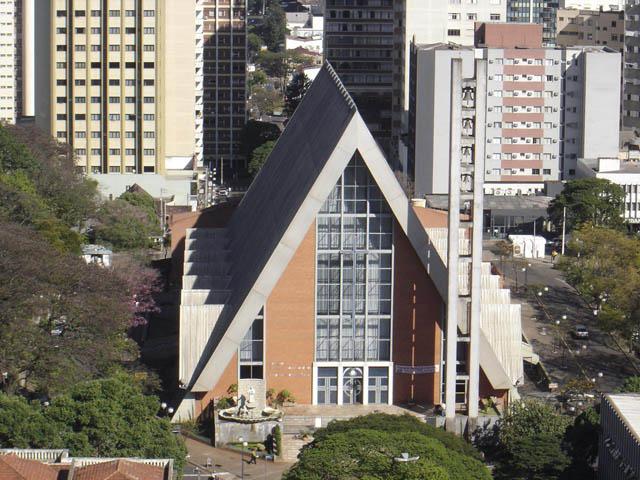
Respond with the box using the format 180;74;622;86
315;156;393;365
239;308;264;379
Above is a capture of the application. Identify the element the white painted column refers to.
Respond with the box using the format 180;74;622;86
468;59;487;421
445;59;462;424
22;0;34;117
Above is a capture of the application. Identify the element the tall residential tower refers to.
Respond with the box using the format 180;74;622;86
34;0;203;176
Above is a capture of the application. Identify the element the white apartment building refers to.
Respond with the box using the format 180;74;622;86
563;0;625;10
0;0;34;124
409;23;621;197
393;0;507;171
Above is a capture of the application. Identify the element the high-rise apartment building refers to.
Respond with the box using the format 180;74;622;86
0;0;34;124
393;0;506;171
324;0;395;156
201;0;247;178
324;1;505;167
556;8;624;51
624;0;640;129
507;0;560;46
34;1;202;176
409;23;621;196
0;0;19;123
36;1;162;174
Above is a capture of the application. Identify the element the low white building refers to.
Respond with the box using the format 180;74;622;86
82;245;113;268
577;157;640;224
508;235;546;259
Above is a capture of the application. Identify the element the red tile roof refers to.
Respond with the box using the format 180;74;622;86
72;460;165;480
0;454;59;480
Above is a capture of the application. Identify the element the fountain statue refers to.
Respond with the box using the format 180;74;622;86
219;388;283;424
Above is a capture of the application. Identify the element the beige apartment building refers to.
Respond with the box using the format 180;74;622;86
556;7;624;51
35;0;198;175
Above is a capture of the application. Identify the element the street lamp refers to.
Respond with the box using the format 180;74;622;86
522;267;527;291
239;437;247;480
394;452;420;463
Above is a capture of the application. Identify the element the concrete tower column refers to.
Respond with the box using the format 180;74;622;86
445;59;463;427
467;59;488;422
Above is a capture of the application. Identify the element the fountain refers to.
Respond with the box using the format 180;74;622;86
218;388;283;424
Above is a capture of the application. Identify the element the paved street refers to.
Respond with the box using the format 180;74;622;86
485;242;640;395
183;437;293;480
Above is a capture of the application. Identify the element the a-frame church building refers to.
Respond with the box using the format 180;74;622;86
173;62;523;425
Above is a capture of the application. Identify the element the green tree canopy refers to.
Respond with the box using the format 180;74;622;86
93;196;161;251
260;2;286;51
548;178;625;232
248;85;284;118
0;222;137;396
240;120;281;160
284;72;311;117
618;376;640;392
283;414;489;480
0;374;186;471
559;225;640;339
248;140;277;177
0;124;98;252
487;400;594;480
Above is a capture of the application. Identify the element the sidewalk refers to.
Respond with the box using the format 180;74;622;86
183;436;293;480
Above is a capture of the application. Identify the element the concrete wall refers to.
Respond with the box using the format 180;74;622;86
581;50;621;160
34;0;51;133
158;0;197;173
412;46;475;196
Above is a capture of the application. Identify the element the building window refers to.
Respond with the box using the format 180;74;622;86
239;312;264;379
317;367;338;404
368;367;389;404
447;29;460;36
315;155;393;369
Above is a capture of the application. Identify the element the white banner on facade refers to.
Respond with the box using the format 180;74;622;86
395;364;440;375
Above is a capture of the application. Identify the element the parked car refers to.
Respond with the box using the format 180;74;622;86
572;324;589;340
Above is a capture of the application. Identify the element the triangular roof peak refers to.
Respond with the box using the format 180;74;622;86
184;62;448;392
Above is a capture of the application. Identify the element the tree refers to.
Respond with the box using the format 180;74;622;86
0;374;187;471
284;72;311;117
248;140;276;177
260;2;286;51
284;414;489;480
0;222;137;396
490;401;574;480
0;124;98;252
93;198;161;251
248;33;264;60
548;178;625;232
248;69;268;90
248;85;284;118
240;120;281;160
493;432;571;480
559;225;640;339
256;50;315;92
618;376;640;392
563;407;599;479
111;254;162;327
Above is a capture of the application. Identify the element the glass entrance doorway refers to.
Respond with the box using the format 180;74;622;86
342;367;363;404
